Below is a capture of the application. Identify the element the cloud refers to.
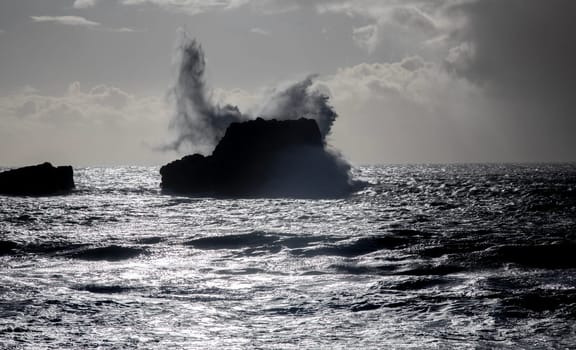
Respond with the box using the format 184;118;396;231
440;0;576;161
21;86;39;95
105;27;142;33
317;1;442;54
391;6;437;33
316;0;441;22
12;1;576;164
446;0;576;100
321;56;480;114
352;24;379;53
250;27;271;36
249;0;302;14
0;83;173;166
73;0;100;8
3;82;136;125
112;27;137;32
117;0;303;15
0;29;5;34
30;15;139;33
312;0;576;162
315;57;513;164
119;0;250;15
30;15;101;27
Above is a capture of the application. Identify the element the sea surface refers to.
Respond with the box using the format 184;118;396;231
1;164;575;349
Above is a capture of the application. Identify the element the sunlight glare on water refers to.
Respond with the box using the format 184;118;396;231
1;164;575;349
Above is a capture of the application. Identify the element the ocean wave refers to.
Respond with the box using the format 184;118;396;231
65;245;147;261
184;231;279;249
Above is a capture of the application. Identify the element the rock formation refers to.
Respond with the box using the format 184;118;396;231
0;162;75;196
160;118;354;198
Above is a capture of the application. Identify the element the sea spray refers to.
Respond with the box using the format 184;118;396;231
166;31;339;153
167;32;247;154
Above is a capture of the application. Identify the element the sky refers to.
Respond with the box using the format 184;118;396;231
1;0;575;166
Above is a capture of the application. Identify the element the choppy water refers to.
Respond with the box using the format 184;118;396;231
1;164;575;349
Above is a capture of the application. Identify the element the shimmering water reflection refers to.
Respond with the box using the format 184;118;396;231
1;164;575;348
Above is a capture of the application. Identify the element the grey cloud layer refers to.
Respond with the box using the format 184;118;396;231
319;0;576;161
0;83;172;166
30;15;101;27
448;0;576;100
3;0;576;164
29;15;138;32
443;0;576;160
73;0;100;9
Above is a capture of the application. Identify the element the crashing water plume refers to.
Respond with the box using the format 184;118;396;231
159;33;360;198
166;33;247;154
166;32;339;153
258;75;338;138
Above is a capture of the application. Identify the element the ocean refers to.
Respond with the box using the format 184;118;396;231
1;164;575;349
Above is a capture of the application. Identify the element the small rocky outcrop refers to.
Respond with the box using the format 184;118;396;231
0;162;75;196
160;118;354;198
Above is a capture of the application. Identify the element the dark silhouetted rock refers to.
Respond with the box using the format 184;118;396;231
0;162;75;196
160;118;354;198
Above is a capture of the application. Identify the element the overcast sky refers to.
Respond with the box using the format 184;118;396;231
1;0;575;166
